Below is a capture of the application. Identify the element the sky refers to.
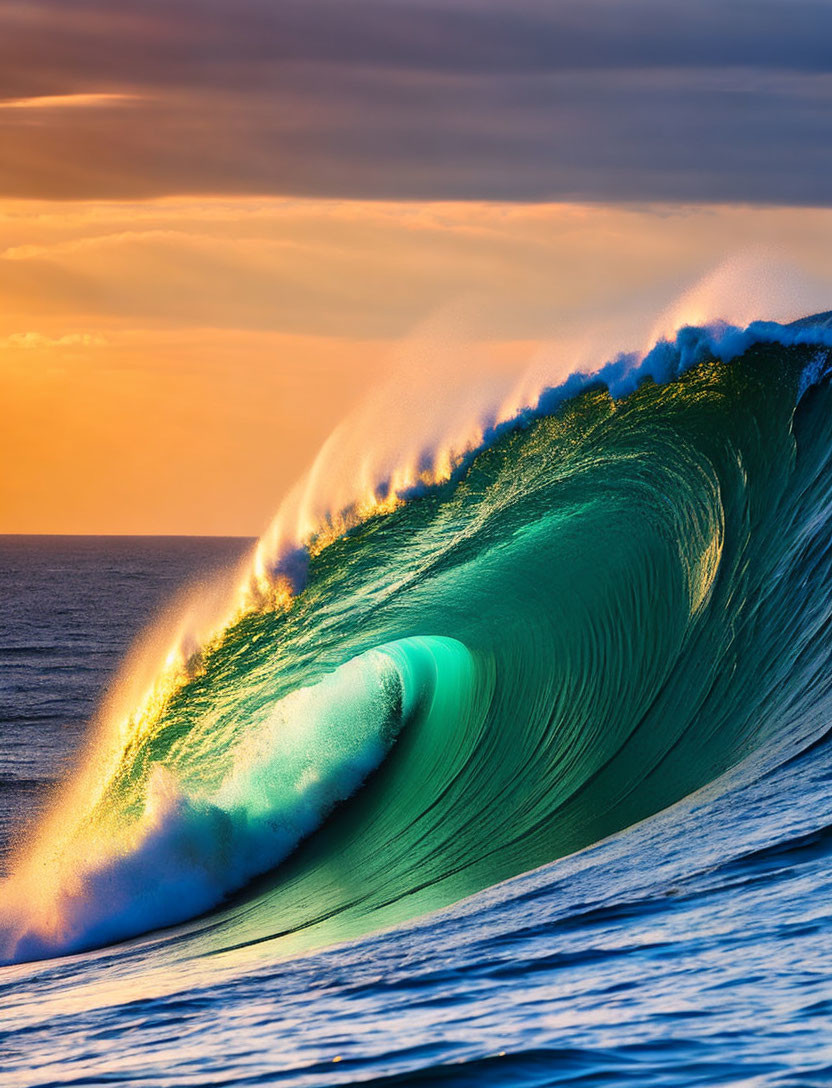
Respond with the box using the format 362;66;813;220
2;0;832;534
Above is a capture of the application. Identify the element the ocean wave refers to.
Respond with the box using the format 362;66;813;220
4;313;832;965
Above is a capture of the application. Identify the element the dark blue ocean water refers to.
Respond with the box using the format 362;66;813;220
0;537;252;871
1;535;832;1086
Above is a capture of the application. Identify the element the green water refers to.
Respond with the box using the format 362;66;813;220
67;343;827;952
9;334;832;965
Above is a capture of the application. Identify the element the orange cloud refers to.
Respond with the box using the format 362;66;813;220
0;93;138;111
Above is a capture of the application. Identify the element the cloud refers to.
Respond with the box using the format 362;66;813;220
0;331;107;349
2;197;832;342
0;0;831;203
0;93;138;111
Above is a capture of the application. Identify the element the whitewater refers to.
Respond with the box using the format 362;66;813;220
3;308;832;1086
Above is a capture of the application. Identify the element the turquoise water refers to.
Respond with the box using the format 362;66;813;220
2;317;832;1084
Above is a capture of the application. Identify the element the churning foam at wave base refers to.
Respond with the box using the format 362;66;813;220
4;268;832;963
1;637;476;962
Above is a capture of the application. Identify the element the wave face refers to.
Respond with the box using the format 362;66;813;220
4;317;832;965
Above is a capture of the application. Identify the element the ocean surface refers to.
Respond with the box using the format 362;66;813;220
3;319;832;1086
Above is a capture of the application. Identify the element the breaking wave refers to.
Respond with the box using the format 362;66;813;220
4;311;832;966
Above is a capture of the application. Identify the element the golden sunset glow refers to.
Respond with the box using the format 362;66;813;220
3;198;832;535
